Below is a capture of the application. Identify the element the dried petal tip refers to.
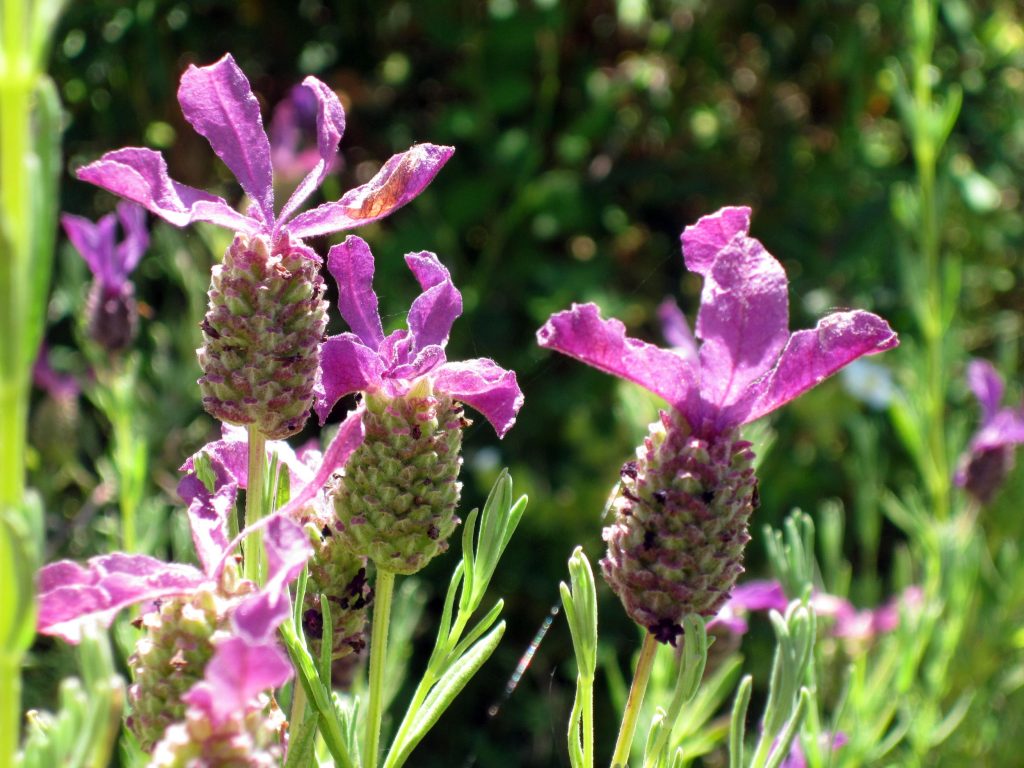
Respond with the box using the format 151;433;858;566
601;410;757;645
329;381;465;575
198;232;327;439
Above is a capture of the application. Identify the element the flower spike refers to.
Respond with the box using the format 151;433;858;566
537;206;898;643
77;54;453;436
316;236;523;574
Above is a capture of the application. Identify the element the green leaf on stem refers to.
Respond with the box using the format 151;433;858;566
387;622;506;768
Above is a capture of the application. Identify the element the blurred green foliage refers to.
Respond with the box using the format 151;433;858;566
26;0;1024;765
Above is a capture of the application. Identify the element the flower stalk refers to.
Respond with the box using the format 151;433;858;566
365;568;396;768
243;427;268;584
610;632;658;768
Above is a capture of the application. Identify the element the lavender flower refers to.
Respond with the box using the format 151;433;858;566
36;412;363;748
315;236;524;574
77;53;452;438
707;578;923;645
954;359;1024;504
61;202;148;352
537;206;898;643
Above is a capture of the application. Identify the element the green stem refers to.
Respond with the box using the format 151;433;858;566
0;5;32;514
611;632;659;768
289;681;307;730
0;655;18;768
244;427;267;584
365;569;396;768
0;380;27;510
581;674;595;768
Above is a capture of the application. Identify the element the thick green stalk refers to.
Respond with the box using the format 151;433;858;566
0;381;27;510
0;2;32;513
244;427;267;584
365;569;396;768
611;632;659;768
0;655;18;768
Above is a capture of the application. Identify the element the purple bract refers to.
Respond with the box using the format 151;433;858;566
270;83;342;183
76;53;452;244
61;202;148;291
538;206;899;438
315;235;524;437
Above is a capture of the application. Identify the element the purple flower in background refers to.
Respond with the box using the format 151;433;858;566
315;236;523;435
954;359;1024;504
536;206;898;643
270;83;342;183
538;207;899;439
780;732;848;768
32;344;80;400
76;53;452;245
831;585;923;642
657;296;698;362
61;202;149;352
707;579;788;635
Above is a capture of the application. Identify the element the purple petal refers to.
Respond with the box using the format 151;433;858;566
657;297;698;362
314;333;384;422
971;409;1024;452
61;212;118;286
180;425;315;491
536;303;697;413
77;148;260;234
681;206;752;276
326;237;384;349
729;580;788;612
178;474;237;575
707;579;787;636
277;76;346;225
405;251;463;351
277;408;365;520
232;516;312;644
177;54;274;225
694;232;790;417
724;310;899;427
37;554;205;643
967;359;1005;423
181;636;292;726
287;144;454;239
433;359;524;438
386;344;447;392
113;202;149;279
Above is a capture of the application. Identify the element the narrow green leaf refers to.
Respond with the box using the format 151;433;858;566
446;599;503;665
728;676;752;768
320;594;334;686
280;621;356;768
387;622;506;768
